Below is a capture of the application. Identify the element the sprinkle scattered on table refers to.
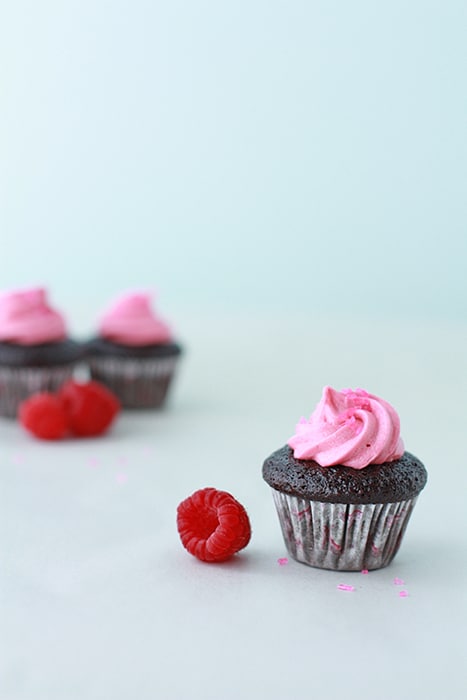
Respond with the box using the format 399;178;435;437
337;583;355;592
277;557;288;566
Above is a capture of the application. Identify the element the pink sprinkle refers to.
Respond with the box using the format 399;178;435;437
88;457;99;467
349;509;363;523
293;505;311;518
330;537;342;552
342;389;371;411
356;388;369;396
277;557;288;566
387;514;402;525
399;590;409;598
116;473;128;484
393;577;405;586
339;509;363;522
361;569;369;575
337;583;355;592
340;408;356;422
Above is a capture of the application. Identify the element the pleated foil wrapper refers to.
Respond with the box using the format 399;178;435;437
0;364;76;418
88;355;179;409
271;489;418;571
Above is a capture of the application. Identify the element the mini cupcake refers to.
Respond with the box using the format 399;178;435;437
262;386;427;571
85;291;182;409
0;287;83;418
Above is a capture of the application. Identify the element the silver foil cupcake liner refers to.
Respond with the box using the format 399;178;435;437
0;364;77;419
88;356;179;409
271;489;418;571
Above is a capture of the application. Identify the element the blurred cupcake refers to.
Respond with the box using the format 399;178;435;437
0;287;83;418
262;386;427;571
85;291;182;409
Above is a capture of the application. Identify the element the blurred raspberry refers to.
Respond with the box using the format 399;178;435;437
58;380;120;437
19;393;68;440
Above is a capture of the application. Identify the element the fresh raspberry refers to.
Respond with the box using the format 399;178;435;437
177;488;251;562
19;393;68;440
58;380;120;437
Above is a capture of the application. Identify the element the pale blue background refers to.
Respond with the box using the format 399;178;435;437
1;0;466;321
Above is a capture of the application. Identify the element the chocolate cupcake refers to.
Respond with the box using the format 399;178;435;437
262;387;427;571
0;288;83;418
85;292;182;409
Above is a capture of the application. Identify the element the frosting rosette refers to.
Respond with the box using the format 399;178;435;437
0;287;67;345
98;292;172;346
288;386;404;469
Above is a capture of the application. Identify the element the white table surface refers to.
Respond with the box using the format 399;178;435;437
1;312;466;700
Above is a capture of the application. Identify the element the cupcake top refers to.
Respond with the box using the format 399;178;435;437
0;287;67;345
98;292;172;346
262;386;427;504
288;386;404;469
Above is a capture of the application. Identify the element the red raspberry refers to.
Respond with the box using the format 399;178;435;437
19;393;68;440
177;488;251;562
58;380;120;437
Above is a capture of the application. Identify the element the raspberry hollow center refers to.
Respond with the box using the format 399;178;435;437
194;506;220;540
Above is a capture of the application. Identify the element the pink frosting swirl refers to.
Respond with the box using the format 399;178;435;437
0;287;67;345
288;386;404;469
98;292;172;346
